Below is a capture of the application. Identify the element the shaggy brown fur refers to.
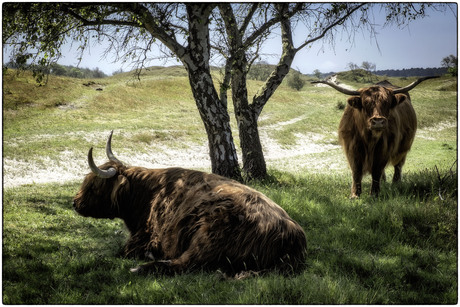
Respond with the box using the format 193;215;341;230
338;81;417;198
74;163;307;276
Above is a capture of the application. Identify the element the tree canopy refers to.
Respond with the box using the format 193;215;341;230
441;54;458;76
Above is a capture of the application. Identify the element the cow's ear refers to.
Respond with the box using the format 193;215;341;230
347;96;362;109
111;175;129;203
393;93;408;108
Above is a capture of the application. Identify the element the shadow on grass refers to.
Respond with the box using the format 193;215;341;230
251;166;457;304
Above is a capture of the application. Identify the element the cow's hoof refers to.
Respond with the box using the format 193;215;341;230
129;260;173;275
129;266;144;274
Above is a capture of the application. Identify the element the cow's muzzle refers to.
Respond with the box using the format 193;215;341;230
370;117;387;131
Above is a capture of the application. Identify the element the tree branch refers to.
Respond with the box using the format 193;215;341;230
243;3;304;49
116;3;187;60
62;5;140;28
219;60;232;108
218;4;242;49
239;4;259;35
251;3;297;116
295;3;366;52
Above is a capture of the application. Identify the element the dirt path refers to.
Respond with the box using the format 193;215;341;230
313;75;356;91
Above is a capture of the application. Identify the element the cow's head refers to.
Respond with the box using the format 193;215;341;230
347;86;408;134
312;76;439;136
73;131;129;219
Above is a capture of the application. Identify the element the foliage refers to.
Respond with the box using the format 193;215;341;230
344;62;448;80
374;67;448;78
247;62;275;81
344;62;376;82
340;68;370;83
313;69;322;79
286;72;306;91
4;62;107;79
52;64;107;79
336;100;346;110
441;54;458;77
361;61;376;82
112;68;124;76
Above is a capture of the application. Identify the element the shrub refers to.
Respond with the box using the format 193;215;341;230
287;73;305;91
336;100;346;110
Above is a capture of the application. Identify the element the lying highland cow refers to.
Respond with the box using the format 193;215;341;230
73;131;307;276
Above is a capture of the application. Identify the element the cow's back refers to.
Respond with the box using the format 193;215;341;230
138;167;306;274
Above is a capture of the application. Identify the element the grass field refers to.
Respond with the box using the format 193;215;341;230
2;67;458;304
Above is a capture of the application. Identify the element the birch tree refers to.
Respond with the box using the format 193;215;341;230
215;3;365;178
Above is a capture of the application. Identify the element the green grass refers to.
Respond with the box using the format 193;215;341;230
3;167;457;304
3;67;457;304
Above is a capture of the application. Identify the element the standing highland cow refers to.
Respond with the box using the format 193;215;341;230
73;131;307;276
313;76;438;198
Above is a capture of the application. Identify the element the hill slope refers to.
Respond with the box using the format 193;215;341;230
3;67;457;187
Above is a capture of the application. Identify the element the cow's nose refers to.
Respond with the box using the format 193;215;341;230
371;117;387;127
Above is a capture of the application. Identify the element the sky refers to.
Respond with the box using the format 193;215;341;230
47;4;458;75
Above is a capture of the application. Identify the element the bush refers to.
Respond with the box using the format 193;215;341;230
247;63;273;81
287;73;305;91
336;100;346;110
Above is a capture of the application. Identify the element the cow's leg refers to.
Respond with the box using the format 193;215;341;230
130;260;176;275
124;237;148;258
381;170;387;182
347;144;364;199
392;156;406;183
370;165;386;197
124;231;161;259
370;176;380;197
350;170;363;199
130;241;202;275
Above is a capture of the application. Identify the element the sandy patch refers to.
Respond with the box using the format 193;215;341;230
416;121;457;140
313;75;356;91
6;115;450;189
3;123;341;188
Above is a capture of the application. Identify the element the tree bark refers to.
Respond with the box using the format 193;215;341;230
235;105;267;179
186;65;241;180
219;3;301;179
218;4;267;180
231;55;267;179
182;4;242;180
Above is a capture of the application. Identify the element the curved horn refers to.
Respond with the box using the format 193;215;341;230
392;76;440;94
311;80;360;96
106;130;123;164
88;147;117;178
